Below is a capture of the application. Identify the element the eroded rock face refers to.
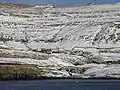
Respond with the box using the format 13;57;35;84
0;4;120;78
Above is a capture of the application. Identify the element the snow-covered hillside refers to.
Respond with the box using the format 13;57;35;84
0;4;120;78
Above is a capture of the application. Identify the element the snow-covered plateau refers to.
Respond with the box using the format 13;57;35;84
1;3;120;78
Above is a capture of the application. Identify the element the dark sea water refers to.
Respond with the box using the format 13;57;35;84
0;80;120;90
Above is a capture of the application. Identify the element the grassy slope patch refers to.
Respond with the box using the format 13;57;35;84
0;63;45;80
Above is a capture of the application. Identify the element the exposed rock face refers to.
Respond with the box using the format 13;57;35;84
0;3;120;78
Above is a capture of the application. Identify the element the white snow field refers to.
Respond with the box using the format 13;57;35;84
0;3;120;78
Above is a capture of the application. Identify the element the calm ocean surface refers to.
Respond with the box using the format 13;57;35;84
0;80;120;90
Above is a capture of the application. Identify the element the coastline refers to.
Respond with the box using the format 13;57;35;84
0;76;120;81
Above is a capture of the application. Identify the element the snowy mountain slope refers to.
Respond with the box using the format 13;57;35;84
0;4;120;78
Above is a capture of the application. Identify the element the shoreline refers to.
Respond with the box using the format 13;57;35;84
0;77;120;81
